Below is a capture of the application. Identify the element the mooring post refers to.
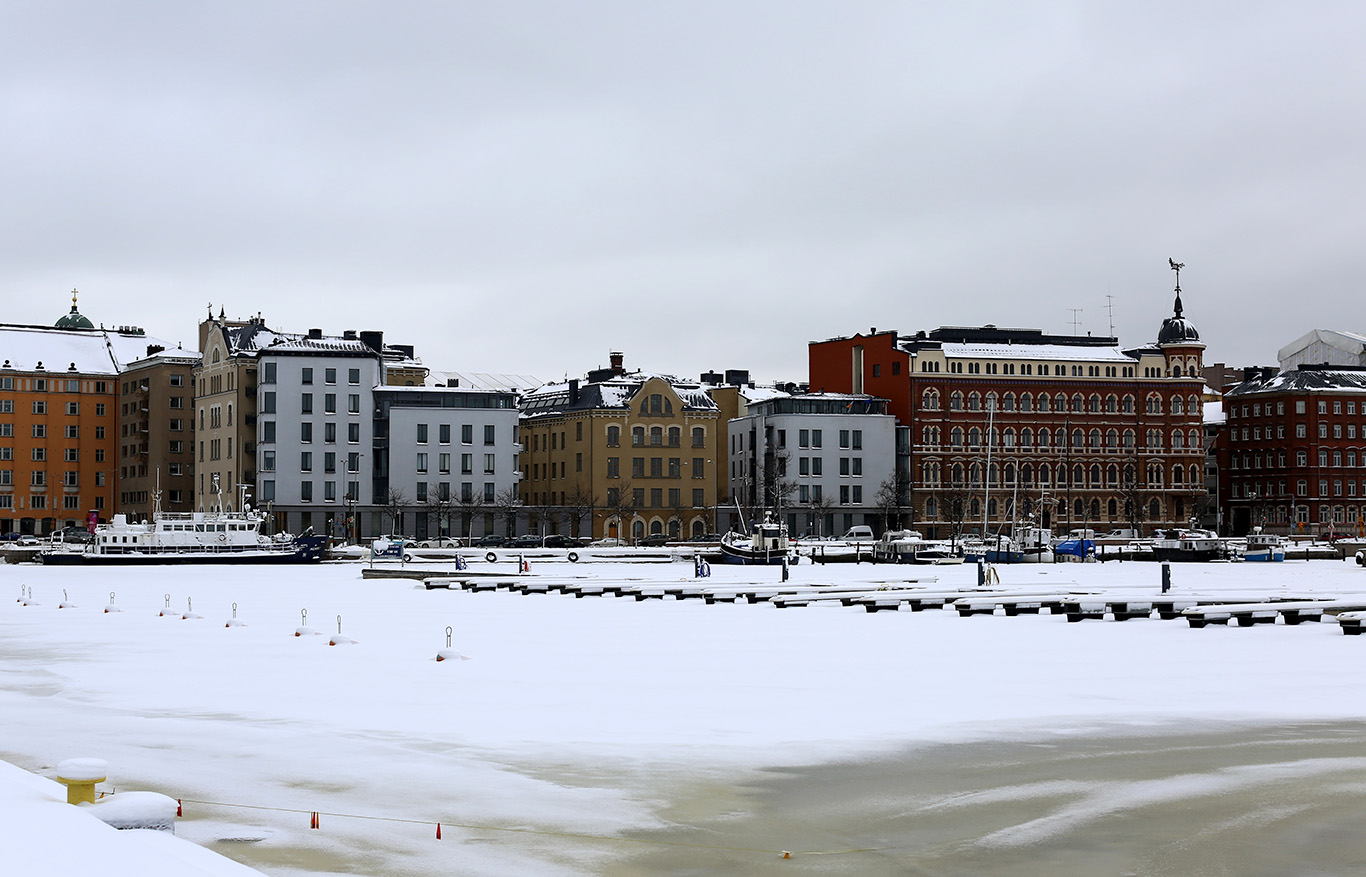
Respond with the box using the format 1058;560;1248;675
1161;562;1171;594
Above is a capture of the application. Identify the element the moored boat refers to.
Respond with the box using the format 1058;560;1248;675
1243;529;1286;563
41;490;325;566
719;515;793;565
1151;528;1225;563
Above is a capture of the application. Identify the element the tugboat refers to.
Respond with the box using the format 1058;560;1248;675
41;486;326;566
871;530;963;564
1242;527;1286;562
719;514;793;565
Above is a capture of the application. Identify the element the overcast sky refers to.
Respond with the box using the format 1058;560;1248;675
3;2;1363;385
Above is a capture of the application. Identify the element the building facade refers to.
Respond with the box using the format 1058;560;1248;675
519;354;722;541
1221;364;1366;536
808;291;1207;538
374;385;521;540
117;348;199;519
727;394;896;537
0;296;171;535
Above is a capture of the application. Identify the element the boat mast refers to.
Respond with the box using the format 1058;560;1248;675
982;396;995;536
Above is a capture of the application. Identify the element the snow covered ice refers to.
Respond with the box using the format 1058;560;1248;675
5;557;1366;875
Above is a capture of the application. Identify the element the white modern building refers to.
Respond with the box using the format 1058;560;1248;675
255;333;386;538
728;393;897;537
374;385;522;541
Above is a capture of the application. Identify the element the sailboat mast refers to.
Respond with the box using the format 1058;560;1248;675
982;396;994;535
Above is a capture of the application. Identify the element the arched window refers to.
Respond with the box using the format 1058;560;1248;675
1055;393;1068;412
631;426;644;446
1105;429;1118;448
988;498;998;517
1088;394;1100;413
1172;431;1184;448
1146;394;1163;415
1090;499;1100;520
926;497;938;518
1072;428;1083;448
1021;463;1033;485
969;463;981;486
1108;498;1118;518
1004;463;1016;485
1172;397;1185;415
1189;429;1201;448
1107;464;1118;485
1089;429;1100;448
1020;393;1033;412
951;464;964;485
968;392;981;411
1123;429;1135;449
1037;394;1050;412
1149;498;1161;520
1105;395;1117;413
1038;428;1050;448
950;392;964;411
668;427;681;447
968;427;981;447
922;389;940;410
1003;428;1016;448
1072;394;1084;412
970;498;981;517
650;426;662;446
951;427;963;447
1089;464;1101;485
1039;465;1050;485
227;404;233;426
1002;393;1015;411
1074;498;1084;517
1021;428;1033;448
1173;466;1184;485
1190;465;1200;485
1122;395;1135;414
986;392;998;411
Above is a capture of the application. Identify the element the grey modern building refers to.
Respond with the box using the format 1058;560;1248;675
728;393;897;537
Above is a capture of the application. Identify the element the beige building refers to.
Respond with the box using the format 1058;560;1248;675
519;354;722;541
117;347;199;518
194;311;265;511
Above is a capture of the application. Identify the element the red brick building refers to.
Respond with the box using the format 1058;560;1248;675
1220;364;1366;536
809;296;1208;538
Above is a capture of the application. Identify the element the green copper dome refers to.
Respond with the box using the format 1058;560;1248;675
55;289;94;329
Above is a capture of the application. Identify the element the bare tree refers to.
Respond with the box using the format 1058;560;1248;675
381;488;409;536
564;483;598;539
807;491;836;537
939;477;972;546
456;490;487;541
492;487;523;537
422;484;455;542
606;481;638;542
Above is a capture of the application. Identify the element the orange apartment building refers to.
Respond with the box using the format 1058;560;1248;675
0;296;175;536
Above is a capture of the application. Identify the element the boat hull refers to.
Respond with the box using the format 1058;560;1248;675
1151;547;1223;563
41;536;328;566
718;544;792;565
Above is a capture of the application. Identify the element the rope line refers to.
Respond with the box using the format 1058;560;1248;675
175;796;886;857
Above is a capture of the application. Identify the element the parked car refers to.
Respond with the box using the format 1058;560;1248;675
637;533;672;547
542;534;584;548
506;534;544;549
472;534;507;547
52;526;93;544
417;536;462;548
0;531;23;542
1320;531;1356;543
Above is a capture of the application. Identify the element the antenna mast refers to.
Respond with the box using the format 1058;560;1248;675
1067;308;1083;336
1106;293;1115;337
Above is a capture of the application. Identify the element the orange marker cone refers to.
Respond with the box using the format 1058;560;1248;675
176;799;182;816
310;811;319;829
436;822;442;840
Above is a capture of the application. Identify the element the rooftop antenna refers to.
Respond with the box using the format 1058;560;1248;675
1106;293;1115;337
1067;308;1083;336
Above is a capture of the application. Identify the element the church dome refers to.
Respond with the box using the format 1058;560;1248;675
54;289;94;330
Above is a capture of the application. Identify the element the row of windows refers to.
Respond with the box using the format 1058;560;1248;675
918;461;1203;488
259;480;498;504
1232;422;1365;441
597;457;708;479
258;421;362;444
1233;479;1366;499
1230;450;1366;469
0;493;96;510
602;487;709;508
942;361;1136;378
921;390;1201;415
919;425;1203;450
1231;399;1364;418
260;364;363;386
0;378;110;393
1;400;109;417
415;424;495;445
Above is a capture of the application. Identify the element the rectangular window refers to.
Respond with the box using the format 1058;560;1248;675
262;362;276;383
325;368;337;384
852;485;863;503
262;421;276;443
301;422;313;443
462;424;473;444
262;480;275;501
348;394;359;414
484;425;495;445
301;452;313;472
324;422;336;443
348;368;360;385
348;423;360;443
65;424;78;439
169;419;184;432
852;430;863;450
840;485;850;504
853;458;863;476
840;457;850;476
439;424;450;444
325;481;337;502
301;367;313;384
32;400;45;415
0;401;10;413
300;481;313;502
31;447;45;461
839;430;850;449
325;394;337;414
799;429;809;448
416;482;427;502
262;451;276;471
484;454;495;474
0;425;11;437
348;452;360;472
417;424;429;444
439;453;450;474
65;401;78;415
324;452;336;473
417;453;428;473
607;457;620;478
262;392;276;414
632;457;645;477
812;457;823;476
484;483;495;503
461;453;473;474
799;457;810;476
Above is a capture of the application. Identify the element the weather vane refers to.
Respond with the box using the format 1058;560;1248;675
1168;257;1184;291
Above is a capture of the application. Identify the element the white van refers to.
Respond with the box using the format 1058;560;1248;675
839;526;876;541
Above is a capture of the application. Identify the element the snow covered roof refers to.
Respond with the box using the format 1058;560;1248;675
0;325;177;375
522;372;718;417
1227;365;1366;397
430;371;541;392
937;342;1137;362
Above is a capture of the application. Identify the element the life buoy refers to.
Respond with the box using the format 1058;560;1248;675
486;551;497;563
567;552;579;563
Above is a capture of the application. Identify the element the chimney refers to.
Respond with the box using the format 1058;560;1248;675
609;351;624;375
307;328;323;339
342;330;358;340
359;330;384;352
568;379;580;404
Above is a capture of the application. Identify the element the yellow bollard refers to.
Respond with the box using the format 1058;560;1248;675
55;758;108;805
